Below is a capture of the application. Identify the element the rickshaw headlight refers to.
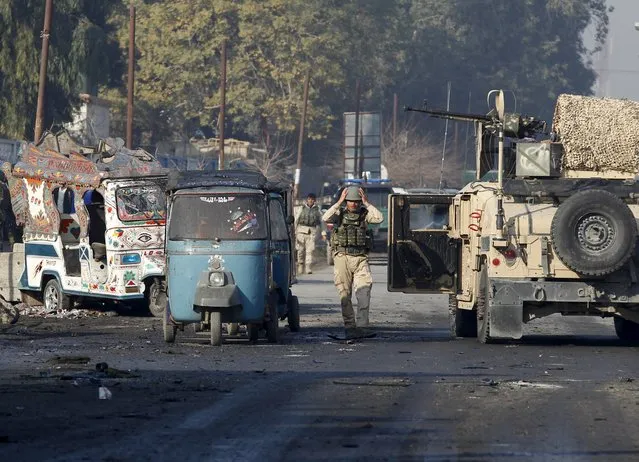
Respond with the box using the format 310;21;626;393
209;272;226;287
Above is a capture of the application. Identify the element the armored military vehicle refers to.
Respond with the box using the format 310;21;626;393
388;91;639;343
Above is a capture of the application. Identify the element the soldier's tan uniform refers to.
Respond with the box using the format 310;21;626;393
294;203;323;274
322;199;383;329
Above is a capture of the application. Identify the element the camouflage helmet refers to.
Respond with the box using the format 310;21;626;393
345;186;361;201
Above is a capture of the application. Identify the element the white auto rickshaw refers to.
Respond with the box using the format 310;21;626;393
0;140;168;315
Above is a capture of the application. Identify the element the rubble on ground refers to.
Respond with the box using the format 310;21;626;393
0;297;19;324
16;303;116;320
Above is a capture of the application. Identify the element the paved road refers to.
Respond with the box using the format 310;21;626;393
1;257;639;461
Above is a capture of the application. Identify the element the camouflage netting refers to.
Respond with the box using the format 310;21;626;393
553;94;639;173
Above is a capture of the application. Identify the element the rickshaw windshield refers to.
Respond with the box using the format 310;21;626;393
168;194;267;241
116;185;166;222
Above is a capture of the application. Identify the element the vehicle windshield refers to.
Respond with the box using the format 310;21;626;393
168;194;267;241
116;185;166;222
410;204;449;230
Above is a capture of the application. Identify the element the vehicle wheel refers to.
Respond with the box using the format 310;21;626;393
266;293;280;343
551;189;637;276
287;293;301;332
247;323;260;343
227;322;240;336
614;317;639;344
43;279;72;312
210;311;222;346
448;294;476;338
163;301;177;343
327;245;334;266
476;267;493;344
146;278;166;318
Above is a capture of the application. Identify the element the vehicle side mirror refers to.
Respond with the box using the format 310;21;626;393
287;216;294;225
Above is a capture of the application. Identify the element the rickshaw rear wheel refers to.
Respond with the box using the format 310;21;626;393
163;302;177;343
287;294;300;332
210;311;222;346
247;323;260;343
266;293;280;343
43;279;72;312
146;279;166;318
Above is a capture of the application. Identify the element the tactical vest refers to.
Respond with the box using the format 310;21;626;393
331;207;371;255
297;205;320;227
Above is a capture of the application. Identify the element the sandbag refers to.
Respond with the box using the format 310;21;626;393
552;94;639;173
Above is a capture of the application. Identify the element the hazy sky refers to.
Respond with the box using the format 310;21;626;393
591;0;639;100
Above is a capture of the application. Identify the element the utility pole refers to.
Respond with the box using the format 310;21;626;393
218;39;227;170
393;93;398;148
293;70;310;200
353;80;361;178
126;4;136;149
34;0;53;143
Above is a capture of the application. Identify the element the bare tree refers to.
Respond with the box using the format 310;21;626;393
382;119;464;189
249;134;295;183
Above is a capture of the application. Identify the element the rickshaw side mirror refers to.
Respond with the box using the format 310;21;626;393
287;216;294;225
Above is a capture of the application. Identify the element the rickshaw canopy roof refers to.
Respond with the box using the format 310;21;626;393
166;169;289;194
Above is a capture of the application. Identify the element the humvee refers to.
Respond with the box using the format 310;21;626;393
388;91;639;343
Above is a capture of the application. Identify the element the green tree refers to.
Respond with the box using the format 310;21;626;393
0;0;122;140
400;0;610;121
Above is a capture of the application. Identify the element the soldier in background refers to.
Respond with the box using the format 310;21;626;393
295;193;325;275
322;186;383;338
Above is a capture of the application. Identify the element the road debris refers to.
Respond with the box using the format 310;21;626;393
508;380;563;390
19;305;117;319
98;386;112;400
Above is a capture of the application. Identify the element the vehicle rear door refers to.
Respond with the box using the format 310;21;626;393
387;193;459;293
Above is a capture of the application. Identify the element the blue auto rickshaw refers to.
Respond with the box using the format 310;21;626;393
163;170;300;345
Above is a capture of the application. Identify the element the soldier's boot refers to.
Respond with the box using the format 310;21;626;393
346;327;375;339
355;286;371;328
306;266;313;275
297;265;304;276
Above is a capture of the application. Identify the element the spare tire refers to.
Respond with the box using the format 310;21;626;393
551;189;637;276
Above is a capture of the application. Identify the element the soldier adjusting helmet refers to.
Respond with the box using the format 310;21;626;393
345;186;362;202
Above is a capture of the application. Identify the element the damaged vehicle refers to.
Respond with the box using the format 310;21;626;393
0;137;168;316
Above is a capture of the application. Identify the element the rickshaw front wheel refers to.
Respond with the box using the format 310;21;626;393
210;311;223;346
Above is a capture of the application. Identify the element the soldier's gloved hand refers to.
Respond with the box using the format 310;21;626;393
321;231;327;241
